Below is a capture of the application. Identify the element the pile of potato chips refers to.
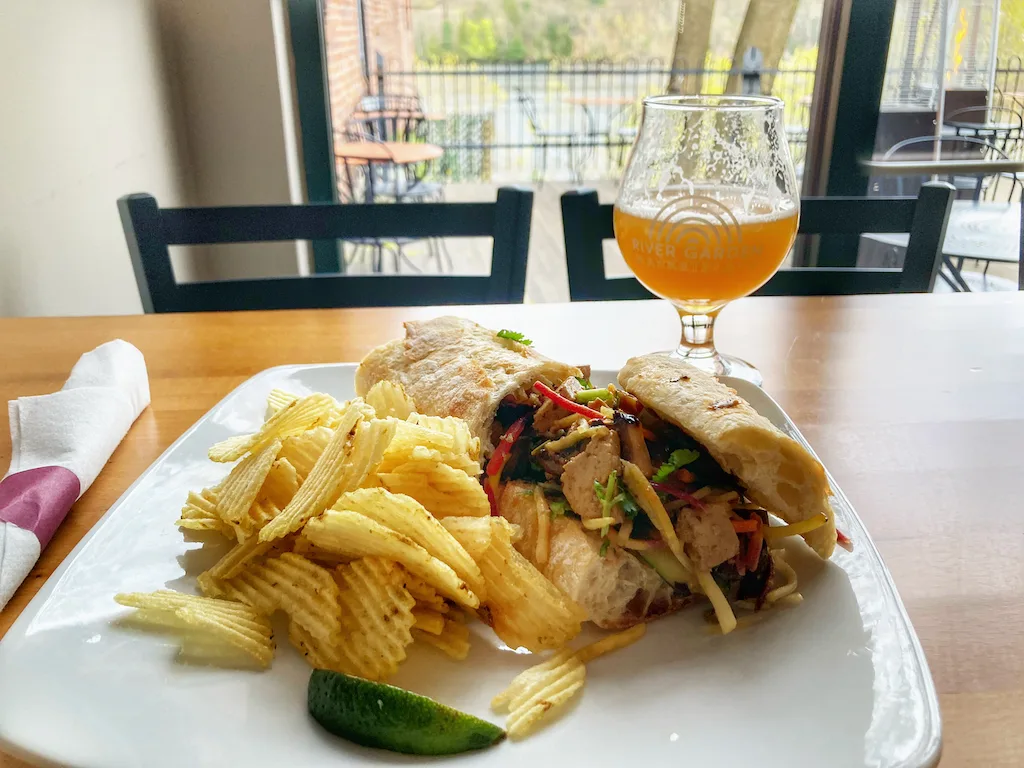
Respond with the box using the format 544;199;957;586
117;382;587;687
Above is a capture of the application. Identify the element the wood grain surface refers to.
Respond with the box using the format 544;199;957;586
332;141;444;164
2;293;1022;767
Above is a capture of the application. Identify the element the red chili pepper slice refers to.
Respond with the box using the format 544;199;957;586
484;479;499;517
836;528;853;551
485;415;529;478
532;381;604;421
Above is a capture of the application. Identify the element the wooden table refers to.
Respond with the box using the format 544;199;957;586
334;141;443;203
2;294;1023;766
333;141;443;166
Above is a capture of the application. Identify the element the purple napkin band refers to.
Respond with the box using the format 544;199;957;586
0;466;81;548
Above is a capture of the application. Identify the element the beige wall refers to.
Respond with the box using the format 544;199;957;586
0;0;306;317
0;0;187;317
157;0;304;280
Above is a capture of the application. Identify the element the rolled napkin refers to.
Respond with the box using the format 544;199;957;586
0;340;150;610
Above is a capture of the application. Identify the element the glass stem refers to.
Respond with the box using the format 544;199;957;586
675;307;720;360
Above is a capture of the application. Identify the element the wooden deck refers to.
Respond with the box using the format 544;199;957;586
343;181;1019;300
343;181;625;304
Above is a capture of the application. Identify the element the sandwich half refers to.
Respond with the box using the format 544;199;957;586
356;318;836;634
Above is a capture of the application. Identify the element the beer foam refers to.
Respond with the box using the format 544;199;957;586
617;186;797;225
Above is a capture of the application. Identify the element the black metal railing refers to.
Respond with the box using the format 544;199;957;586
369;58;816;183
363;56;1024;185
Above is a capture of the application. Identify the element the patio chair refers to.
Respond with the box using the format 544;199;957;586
943;104;1024;156
560;183;955;300
517;89;593;184
877;135;1021;202
339;124;450;273
117;188;532;313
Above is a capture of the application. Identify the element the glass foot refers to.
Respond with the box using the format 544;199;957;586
666;348;764;387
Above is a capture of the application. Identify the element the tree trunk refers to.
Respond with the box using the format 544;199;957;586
726;0;801;94
667;0;716;94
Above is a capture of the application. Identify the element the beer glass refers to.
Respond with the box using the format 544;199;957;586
614;95;798;385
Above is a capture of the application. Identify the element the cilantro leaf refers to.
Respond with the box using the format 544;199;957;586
593;479;606;501
652;448;701;482
496;329;532;346
617;488;640;519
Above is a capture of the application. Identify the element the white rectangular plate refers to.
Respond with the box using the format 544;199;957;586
0;365;940;768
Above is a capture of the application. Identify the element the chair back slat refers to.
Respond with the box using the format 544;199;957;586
158;202;499;244
561;184;955;301
118;188;533;313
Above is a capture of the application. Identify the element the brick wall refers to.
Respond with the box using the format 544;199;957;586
324;0;415;188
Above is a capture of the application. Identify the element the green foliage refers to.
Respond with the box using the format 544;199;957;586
418;0;574;62
457;16;498;60
999;2;1024;62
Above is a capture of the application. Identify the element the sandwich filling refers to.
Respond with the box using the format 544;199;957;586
486;373;822;633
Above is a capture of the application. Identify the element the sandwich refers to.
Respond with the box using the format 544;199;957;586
356;316;836;634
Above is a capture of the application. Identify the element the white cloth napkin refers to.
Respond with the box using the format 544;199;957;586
0;340;150;610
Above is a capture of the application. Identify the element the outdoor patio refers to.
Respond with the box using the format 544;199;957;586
343;178;1020;300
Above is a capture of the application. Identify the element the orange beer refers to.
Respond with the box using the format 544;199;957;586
614;190;797;305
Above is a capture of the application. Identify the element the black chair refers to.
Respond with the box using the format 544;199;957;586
877;135;1020;201
118;188;533;313
561;183;955;301
517;90;594;184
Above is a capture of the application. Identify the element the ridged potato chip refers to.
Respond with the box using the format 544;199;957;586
201;553;342;644
377;422;455;472
335;557;416;680
365;380;416;419
334;488;486;601
444;517;585;652
302;509;479;609
408;413;481;463
413;618;471;660
177;489;232;537
279;426;334;482
114;591;274;668
266;389;298;418
207;535;273;581
401;571;447;611
378;456;489;518
223;457;299;543
412;607;446;635
216;440;282;525
259;406;390;542
209;393;339;462
492;649;585;738
291;536;352;567
288;619;349;673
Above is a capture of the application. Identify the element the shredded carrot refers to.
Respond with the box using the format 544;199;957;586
745;526;764;571
675;467;696;483
730;518;760;534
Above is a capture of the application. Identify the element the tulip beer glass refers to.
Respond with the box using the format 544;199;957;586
614;95;799;385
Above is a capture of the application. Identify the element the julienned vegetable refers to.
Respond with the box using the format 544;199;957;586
650;482;705;511
730;518;760;534
485;416;529;515
762;513;828;542
532;381;604;420
745;524;764;572
575;388;612;404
